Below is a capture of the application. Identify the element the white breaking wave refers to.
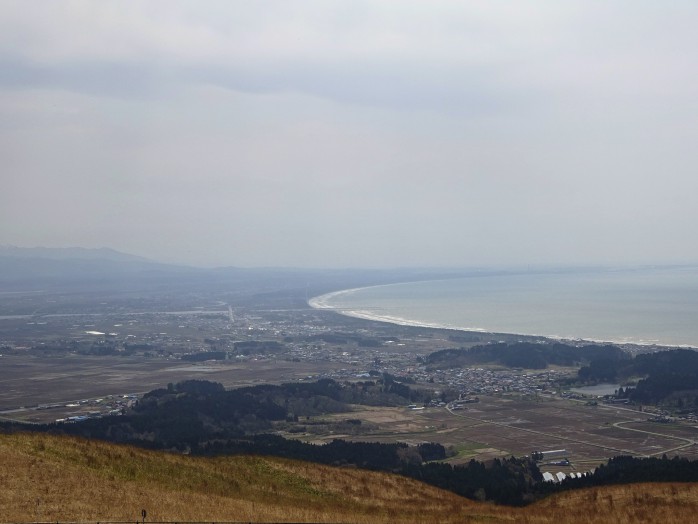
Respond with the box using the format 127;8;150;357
308;267;698;349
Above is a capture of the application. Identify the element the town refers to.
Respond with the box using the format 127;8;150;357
4;292;697;482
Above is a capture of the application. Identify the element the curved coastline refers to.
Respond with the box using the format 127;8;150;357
307;278;453;310
309;283;485;332
308;283;698;350
310;283;561;341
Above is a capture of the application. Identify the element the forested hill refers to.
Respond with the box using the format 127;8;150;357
425;342;698;408
579;348;698;406
425;342;628;370
49;377;424;451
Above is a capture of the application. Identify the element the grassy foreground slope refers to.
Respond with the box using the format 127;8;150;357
0;432;479;523
2;433;698;524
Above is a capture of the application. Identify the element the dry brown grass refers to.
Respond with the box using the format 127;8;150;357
1;432;697;523
0;432;489;523
526;482;698;523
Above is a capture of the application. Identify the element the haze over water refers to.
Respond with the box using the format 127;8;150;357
311;267;698;348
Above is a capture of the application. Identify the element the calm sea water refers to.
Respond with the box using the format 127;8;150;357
310;267;698;348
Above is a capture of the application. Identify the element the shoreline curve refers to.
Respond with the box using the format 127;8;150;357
308;283;698;351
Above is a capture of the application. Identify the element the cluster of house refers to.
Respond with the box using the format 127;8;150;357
53;394;138;423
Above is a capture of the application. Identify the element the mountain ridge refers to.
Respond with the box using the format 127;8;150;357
0;245;151;263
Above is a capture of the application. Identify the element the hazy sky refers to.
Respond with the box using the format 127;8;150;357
2;1;698;268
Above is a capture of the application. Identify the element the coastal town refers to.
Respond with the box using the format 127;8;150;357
2;271;698;495
0;297;679;426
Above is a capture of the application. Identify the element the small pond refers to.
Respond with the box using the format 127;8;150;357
570;383;622;396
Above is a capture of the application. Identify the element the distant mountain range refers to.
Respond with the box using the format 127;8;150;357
0;246;197;291
0;246;469;304
0;245;150;263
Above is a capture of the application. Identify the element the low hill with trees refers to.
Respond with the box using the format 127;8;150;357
50;377;424;452
426;341;628;370
579;348;698;407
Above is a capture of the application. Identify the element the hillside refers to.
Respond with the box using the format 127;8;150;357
0;432;476;523
2;433;698;523
425;342;628;370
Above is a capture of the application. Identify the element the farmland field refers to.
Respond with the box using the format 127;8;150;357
306;394;698;473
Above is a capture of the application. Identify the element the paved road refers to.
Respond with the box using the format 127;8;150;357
612;420;696;456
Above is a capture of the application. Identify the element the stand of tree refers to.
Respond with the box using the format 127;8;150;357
426;342;628;370
305;332;388;348
181;350;228;362
403;457;542;505
233;340;284;354
579;349;698;406
37;378;425;451
539;455;698;496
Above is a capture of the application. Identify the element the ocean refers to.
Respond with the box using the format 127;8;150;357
309;266;698;348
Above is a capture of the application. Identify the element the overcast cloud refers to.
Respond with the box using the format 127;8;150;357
2;1;697;268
